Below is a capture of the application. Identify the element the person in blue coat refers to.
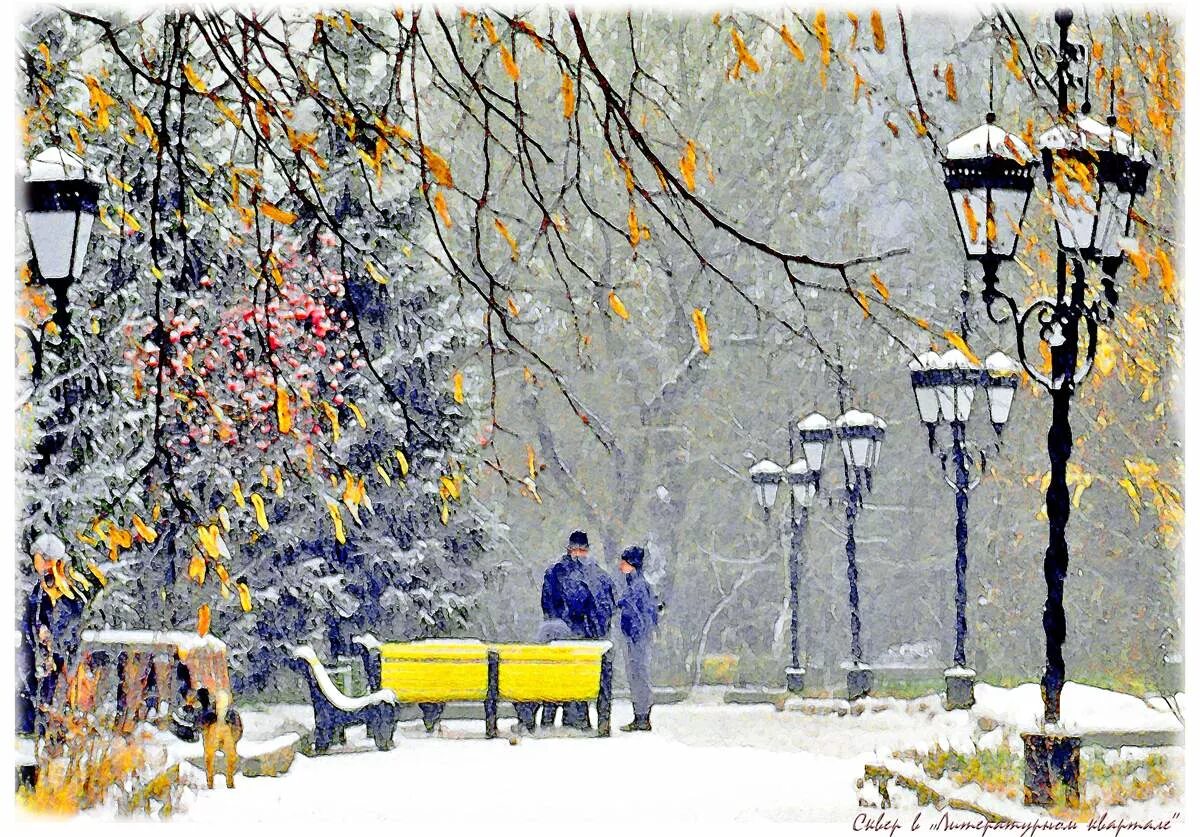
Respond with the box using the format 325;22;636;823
18;535;86;739
617;545;660;732
539;531;616;730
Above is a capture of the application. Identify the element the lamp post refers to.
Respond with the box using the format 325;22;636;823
909;348;1019;709
939;9;1152;806
20;146;99;473
747;409;885;700
749;423;819;693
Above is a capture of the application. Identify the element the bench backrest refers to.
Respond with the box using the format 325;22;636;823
370;640;611;703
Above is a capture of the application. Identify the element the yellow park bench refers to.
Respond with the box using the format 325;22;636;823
353;635;613;737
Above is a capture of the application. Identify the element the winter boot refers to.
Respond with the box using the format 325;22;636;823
620;714;652;732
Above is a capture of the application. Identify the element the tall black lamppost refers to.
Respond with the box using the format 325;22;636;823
748;409;885;700
939;9;1152;806
909;347;1019;709
749;423;820;694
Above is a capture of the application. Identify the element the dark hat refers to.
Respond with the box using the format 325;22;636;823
620;546;645;570
568;531;589;549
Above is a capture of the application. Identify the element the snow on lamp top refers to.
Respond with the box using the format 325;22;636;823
945;121;1033;164
984;351;1020;377
1037;116;1152;164
27;146;89;181
939;348;978;370
909;350;943;373
749;459;784;482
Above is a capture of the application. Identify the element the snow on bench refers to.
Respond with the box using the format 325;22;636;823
291;646;398;753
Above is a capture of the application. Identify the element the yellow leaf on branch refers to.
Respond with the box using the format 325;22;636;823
232;480;246;508
326;499;347;544
495;218;519;261
944;330;982;366
561;72;576;119
132;514;156;543
422;146;454;188
870;10;886;52
88;561;107;586
944;63;958;101
322;402;341;442
251;493;269;531
434;190;453;228
197;604;211;637
129;103;159;152
261;201;297;225
499;45;520;81
198;524;222;559
348;402;366;429
453;370;465;403
183;63;208;93
608;291;630;320
189;552;206;585
237;582;252;613
731;30;761;74
395;450;410;476
870;273;890;301
679;140;698;192
84;76;116;131
366;260;389;285
692;307;712;354
276;386;293;434
779;25;805;62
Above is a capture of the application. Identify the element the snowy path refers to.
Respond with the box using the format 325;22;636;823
174;700;980;825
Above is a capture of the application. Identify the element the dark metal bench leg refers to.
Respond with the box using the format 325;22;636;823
596;650;613;737
420;702;444;733
485;650;499;739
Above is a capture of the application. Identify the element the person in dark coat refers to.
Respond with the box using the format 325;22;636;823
539;531;616;730
18;535;86;738
617;545;660;732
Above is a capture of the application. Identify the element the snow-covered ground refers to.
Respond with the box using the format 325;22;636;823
21;684;1186;827
173;699;972;825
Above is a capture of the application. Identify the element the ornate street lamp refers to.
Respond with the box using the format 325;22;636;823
749;459;784;519
833;409;885;700
939;8;1154;807
745;407;882;698
908;348;1018;709
22;146;99;331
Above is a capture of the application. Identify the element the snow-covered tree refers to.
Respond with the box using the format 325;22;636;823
17;9;499;682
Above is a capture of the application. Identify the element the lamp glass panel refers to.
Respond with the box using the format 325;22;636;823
913;384;939;424
953;384;976;423
762;482;779;509
753;482;768;510
870;437;883;468
71;211;94;279
936;385;955;424
1094;185;1132;258
791;483;812;508
850;436;871;468
1049;165;1098;249
987;385;1015;426
802;440;825;474
953;188;989;256
990;188;1028;257
26;210;77;279
840;438;854;469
